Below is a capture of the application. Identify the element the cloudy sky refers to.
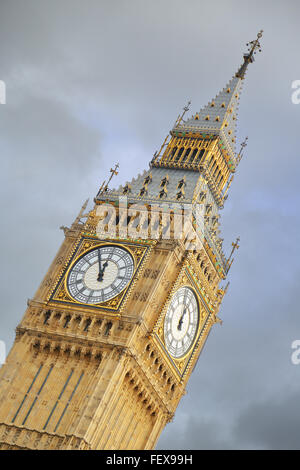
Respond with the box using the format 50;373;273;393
1;0;300;450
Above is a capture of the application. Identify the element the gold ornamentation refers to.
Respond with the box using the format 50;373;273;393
49;237;150;313
152;263;213;379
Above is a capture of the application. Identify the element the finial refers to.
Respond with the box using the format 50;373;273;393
245;30;263;61
227;236;240;266
96;163;119;197
236;136;248;164
175;100;191;126
218;281;230;298
181;100;191;121
72;198;90;226
183;100;191;115
236;30;263;79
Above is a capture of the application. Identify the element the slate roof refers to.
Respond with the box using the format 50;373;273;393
173;73;243;159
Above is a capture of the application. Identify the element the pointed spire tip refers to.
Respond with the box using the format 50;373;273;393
236;30;263;79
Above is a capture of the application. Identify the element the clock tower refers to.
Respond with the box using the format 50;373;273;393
0;33;262;450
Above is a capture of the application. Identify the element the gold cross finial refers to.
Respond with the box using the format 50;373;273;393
227;236;240;265
106;162;119;188
232;236;240;251
110;163;119;177
246;30;263;62
236;30;263;79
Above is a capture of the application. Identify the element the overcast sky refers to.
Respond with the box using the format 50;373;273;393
1;0;300;450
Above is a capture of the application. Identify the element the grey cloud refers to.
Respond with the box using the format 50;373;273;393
0;0;300;450
234;393;300;449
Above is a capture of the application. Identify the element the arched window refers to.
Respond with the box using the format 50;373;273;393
104;321;113;336
63;315;71;329
83;318;91;332
43;310;51;325
182;148;191;162
170;146;177;158
160;176;168;187
139;187;147;197
175;147;184;162
195;148;205;164
177;178;185;189
190;149;198;163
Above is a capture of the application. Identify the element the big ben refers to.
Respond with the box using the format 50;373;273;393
0;32;262;450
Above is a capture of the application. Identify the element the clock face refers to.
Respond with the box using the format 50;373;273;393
164;287;199;358
67;245;134;304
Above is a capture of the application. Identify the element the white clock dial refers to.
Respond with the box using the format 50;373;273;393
164;287;199;358
67;245;134;304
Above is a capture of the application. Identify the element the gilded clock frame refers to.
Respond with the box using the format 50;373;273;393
152;265;213;379
48;235;151;313
163;285;200;360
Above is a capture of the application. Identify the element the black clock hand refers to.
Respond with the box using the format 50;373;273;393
97;249;104;282
101;248;114;275
98;260;109;282
102;260;108;271
177;307;187;331
178;289;188;330
98;248;114;282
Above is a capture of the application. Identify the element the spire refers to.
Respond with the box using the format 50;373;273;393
173;31;263;158
236;30;263;79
